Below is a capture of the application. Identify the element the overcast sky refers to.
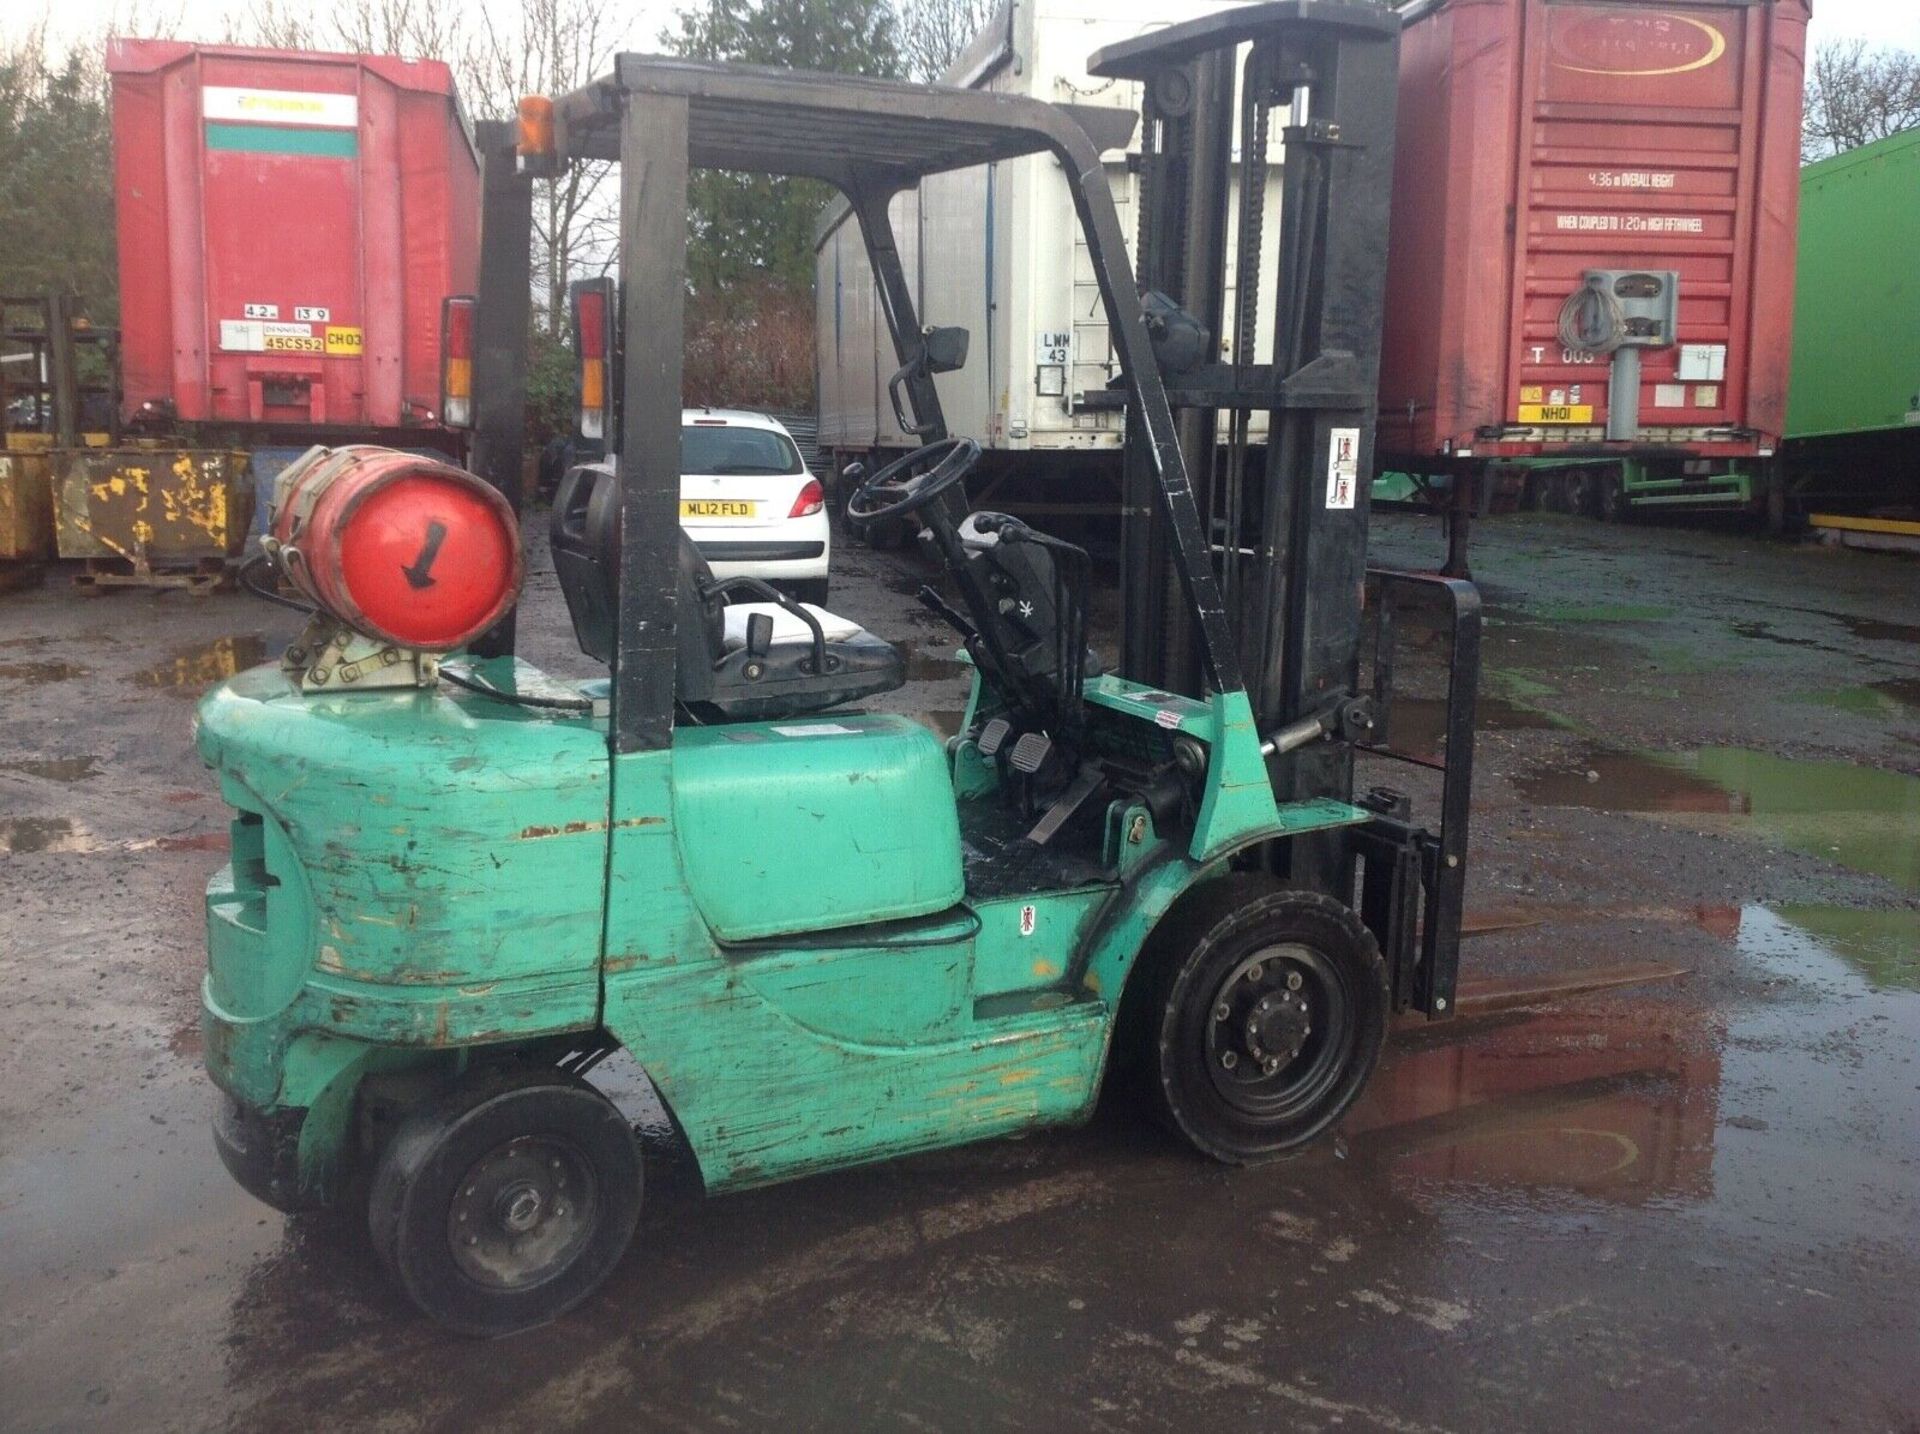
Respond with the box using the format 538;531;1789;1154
8;0;1919;54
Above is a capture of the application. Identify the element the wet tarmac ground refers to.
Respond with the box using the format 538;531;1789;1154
2;510;1918;1431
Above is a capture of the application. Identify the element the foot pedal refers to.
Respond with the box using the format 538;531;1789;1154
1009;731;1053;775
977;716;1012;757
1026;766;1105;847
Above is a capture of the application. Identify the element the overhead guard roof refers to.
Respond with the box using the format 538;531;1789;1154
1088;0;1399;79
553;54;1137;188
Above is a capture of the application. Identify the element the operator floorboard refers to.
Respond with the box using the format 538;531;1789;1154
958;799;1111;900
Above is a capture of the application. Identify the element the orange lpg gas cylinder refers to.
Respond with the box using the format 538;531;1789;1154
269;445;522;652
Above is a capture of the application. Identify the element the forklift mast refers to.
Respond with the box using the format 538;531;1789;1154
1095;2;1403;882
1094;3;1479;1008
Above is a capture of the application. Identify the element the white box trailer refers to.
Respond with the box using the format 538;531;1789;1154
815;0;1285;518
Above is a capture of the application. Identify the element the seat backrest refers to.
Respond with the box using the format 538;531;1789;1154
549;461;723;700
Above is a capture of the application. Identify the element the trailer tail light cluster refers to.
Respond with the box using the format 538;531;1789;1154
441;296;476;429
788;479;825;518
572;278;617;448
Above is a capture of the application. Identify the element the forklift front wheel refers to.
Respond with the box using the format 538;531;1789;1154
1147;880;1388;1164
368;1067;642;1337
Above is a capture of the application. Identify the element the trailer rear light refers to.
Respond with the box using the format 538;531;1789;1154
440;295;475;429
788;479;825;518
571;278;617;447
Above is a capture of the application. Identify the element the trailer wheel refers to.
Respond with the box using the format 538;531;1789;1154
1144;878;1388;1163
368;1067;641;1337
1595;470;1628;523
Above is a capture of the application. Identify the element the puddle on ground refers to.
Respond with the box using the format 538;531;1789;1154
1762;903;1920;991
1516;745;1920;891
0;817;223;856
1819;611;1920;646
1792;680;1920;720
0;755;103;782
0;660;90;684
1524;602;1676;623
1350;999;1719;1204
0;816;97;855
901;642;969;683
1381;693;1559;759
133;634;268;695
1872;676;1920;712
1730;619;1831;652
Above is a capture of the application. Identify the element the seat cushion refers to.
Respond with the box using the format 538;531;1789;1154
721;602;865;650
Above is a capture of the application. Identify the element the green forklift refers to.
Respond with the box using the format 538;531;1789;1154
198;6;1481;1335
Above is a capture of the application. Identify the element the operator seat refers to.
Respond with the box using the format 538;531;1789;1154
550;461;905;721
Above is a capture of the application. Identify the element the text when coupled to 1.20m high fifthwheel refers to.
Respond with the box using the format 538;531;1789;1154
192;7;1527;1335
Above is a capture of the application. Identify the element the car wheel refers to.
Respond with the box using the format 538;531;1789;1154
786;579;830;607
368;1066;641;1337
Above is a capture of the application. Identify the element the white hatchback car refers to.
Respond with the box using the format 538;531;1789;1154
679;409;830;605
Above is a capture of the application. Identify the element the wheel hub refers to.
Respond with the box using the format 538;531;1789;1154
496;1181;545;1233
1203;941;1354;1116
448;1135;596;1290
1244;991;1312;1063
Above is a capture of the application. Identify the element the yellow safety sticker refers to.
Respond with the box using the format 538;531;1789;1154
325;326;364;356
1520;385;1544;403
1518;403;1594;424
264;334;325;353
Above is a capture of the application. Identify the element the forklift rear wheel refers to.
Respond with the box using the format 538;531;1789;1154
1146;879;1388;1163
368;1067;642;1337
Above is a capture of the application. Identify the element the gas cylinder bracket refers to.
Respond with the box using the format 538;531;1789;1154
283;613;439;694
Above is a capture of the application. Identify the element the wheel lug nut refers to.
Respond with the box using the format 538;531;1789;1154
1263;1058;1279;1074
1220;1051;1238;1070
466;1235;478;1246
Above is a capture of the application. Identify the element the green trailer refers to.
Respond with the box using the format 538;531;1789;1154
1782;127;1920;547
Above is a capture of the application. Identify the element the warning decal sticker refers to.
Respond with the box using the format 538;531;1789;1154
1325;427;1360;510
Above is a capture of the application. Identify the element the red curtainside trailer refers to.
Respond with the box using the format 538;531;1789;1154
1376;0;1809;528
107;39;479;444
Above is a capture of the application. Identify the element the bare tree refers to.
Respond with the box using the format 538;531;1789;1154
896;0;1000;82
469;0;629;331
1803;37;1920;162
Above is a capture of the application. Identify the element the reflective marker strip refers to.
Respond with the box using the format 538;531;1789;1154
204;123;358;158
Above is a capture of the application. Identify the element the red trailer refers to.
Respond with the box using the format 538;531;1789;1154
107;39;479;444
1376;0;1809;529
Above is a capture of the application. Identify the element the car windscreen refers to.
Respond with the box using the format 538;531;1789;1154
681;424;803;476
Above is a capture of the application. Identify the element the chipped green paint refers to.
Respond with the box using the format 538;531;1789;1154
198;649;1373;1203
196;658;609;1119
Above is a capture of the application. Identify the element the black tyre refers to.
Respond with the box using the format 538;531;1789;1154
786;578;830;607
1143;878;1389;1163
1595;470;1627;523
368;1067;641;1337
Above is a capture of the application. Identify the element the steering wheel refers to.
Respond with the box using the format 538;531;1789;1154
845;438;982;523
